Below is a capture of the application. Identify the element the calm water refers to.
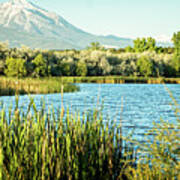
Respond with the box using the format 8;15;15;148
0;84;179;140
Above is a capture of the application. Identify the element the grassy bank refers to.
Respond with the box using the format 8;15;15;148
61;76;180;84
0;76;179;96
0;97;179;179
0;77;79;96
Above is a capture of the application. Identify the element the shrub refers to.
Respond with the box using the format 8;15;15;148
32;54;47;77
137;56;153;77
5;57;27;77
75;61;87;76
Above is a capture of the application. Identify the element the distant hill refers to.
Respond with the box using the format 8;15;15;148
0;0;172;49
0;0;133;49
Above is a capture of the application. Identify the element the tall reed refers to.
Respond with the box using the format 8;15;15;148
124;92;180;179
0;94;179;179
0;97;136;180
0;77;79;96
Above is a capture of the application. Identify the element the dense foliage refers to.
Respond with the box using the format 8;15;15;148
0;97;136;180
0;32;179;78
5;57;27;78
172;32;180;76
0;96;179;179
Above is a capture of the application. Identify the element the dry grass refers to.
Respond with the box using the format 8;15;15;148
0;77;79;96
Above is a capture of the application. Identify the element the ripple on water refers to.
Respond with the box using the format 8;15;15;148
0;83;179;141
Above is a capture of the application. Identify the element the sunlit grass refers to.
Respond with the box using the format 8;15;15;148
0;90;179;179
0;77;79;96
0;97;136;179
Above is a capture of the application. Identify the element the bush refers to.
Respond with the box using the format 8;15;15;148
5;57;27;77
137;56;153;77
32;54;47;77
75;61;87;76
171;56;180;76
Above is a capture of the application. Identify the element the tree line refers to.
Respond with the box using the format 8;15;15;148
0;32;179;78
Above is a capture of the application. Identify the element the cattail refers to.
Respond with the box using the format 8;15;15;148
0;141;3;179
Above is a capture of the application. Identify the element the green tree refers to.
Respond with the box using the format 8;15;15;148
32;54;47;77
0;60;5;74
146;37;156;51
171;55;180;76
0;41;9;60
76;62;87;76
172;31;180;76
125;46;134;52
60;62;72;76
172;31;180;53
133;38;147;52
137;56;153;77
98;56;112;75
133;37;156;52
87;42;103;51
5;57;27;77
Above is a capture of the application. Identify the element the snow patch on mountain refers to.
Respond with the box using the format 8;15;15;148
0;0;133;49
0;0;67;34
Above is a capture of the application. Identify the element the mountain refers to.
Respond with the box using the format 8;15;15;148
0;0;133;49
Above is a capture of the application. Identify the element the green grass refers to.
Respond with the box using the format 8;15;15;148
0;95;179;179
0;76;179;96
0;77;79;96
0;97;136;180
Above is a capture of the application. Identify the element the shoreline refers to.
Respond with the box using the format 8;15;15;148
0;76;179;96
61;76;180;84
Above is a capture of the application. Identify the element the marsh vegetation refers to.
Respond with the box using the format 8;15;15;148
0;96;179;179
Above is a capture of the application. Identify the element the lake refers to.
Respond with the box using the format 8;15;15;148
0;83;179;140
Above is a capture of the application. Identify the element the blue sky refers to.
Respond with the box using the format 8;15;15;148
1;0;180;40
